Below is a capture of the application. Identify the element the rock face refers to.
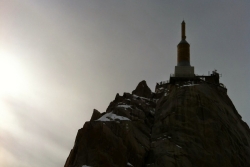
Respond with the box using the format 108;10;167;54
64;80;250;167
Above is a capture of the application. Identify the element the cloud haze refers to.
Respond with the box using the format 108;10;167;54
0;1;249;166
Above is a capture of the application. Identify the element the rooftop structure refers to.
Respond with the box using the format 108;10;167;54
159;21;227;93
174;21;194;77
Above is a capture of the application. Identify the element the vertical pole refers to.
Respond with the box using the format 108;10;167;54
182;21;186;40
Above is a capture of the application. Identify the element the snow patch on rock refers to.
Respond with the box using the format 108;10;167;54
117;104;132;110
127;162;133;166
96;112;130;121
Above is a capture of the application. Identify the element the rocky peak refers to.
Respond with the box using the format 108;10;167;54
64;80;250;167
90;109;102;121
132;80;152;98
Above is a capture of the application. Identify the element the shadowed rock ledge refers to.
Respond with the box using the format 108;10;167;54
64;80;250;167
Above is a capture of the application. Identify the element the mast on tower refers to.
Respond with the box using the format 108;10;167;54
182;20;186;40
174;21;194;77
177;20;190;66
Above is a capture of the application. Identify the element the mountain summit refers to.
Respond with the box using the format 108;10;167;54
64;22;250;167
64;79;250;167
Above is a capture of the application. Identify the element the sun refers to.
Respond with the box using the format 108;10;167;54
0;51;28;97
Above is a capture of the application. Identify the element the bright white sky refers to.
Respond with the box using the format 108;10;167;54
0;1;249;167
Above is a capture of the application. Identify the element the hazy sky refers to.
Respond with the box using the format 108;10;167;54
0;1;249;167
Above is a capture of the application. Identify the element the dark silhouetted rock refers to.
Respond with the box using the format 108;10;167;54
132;80;152;98
90;109;102;121
65;80;250;167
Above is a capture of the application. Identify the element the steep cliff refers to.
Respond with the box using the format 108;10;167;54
64;80;250;167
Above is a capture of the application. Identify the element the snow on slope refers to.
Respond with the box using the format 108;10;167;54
96;112;130;121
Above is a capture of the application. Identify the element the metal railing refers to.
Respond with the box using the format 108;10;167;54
170;74;195;77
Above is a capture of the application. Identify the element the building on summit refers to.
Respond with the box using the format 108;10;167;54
166;21;227;92
174;21;194;77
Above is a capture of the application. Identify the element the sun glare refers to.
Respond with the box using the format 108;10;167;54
0;54;27;97
0;50;29;132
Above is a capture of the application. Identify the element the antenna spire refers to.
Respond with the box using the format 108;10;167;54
182;20;186;40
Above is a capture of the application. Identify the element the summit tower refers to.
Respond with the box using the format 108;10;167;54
174;21;194;77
